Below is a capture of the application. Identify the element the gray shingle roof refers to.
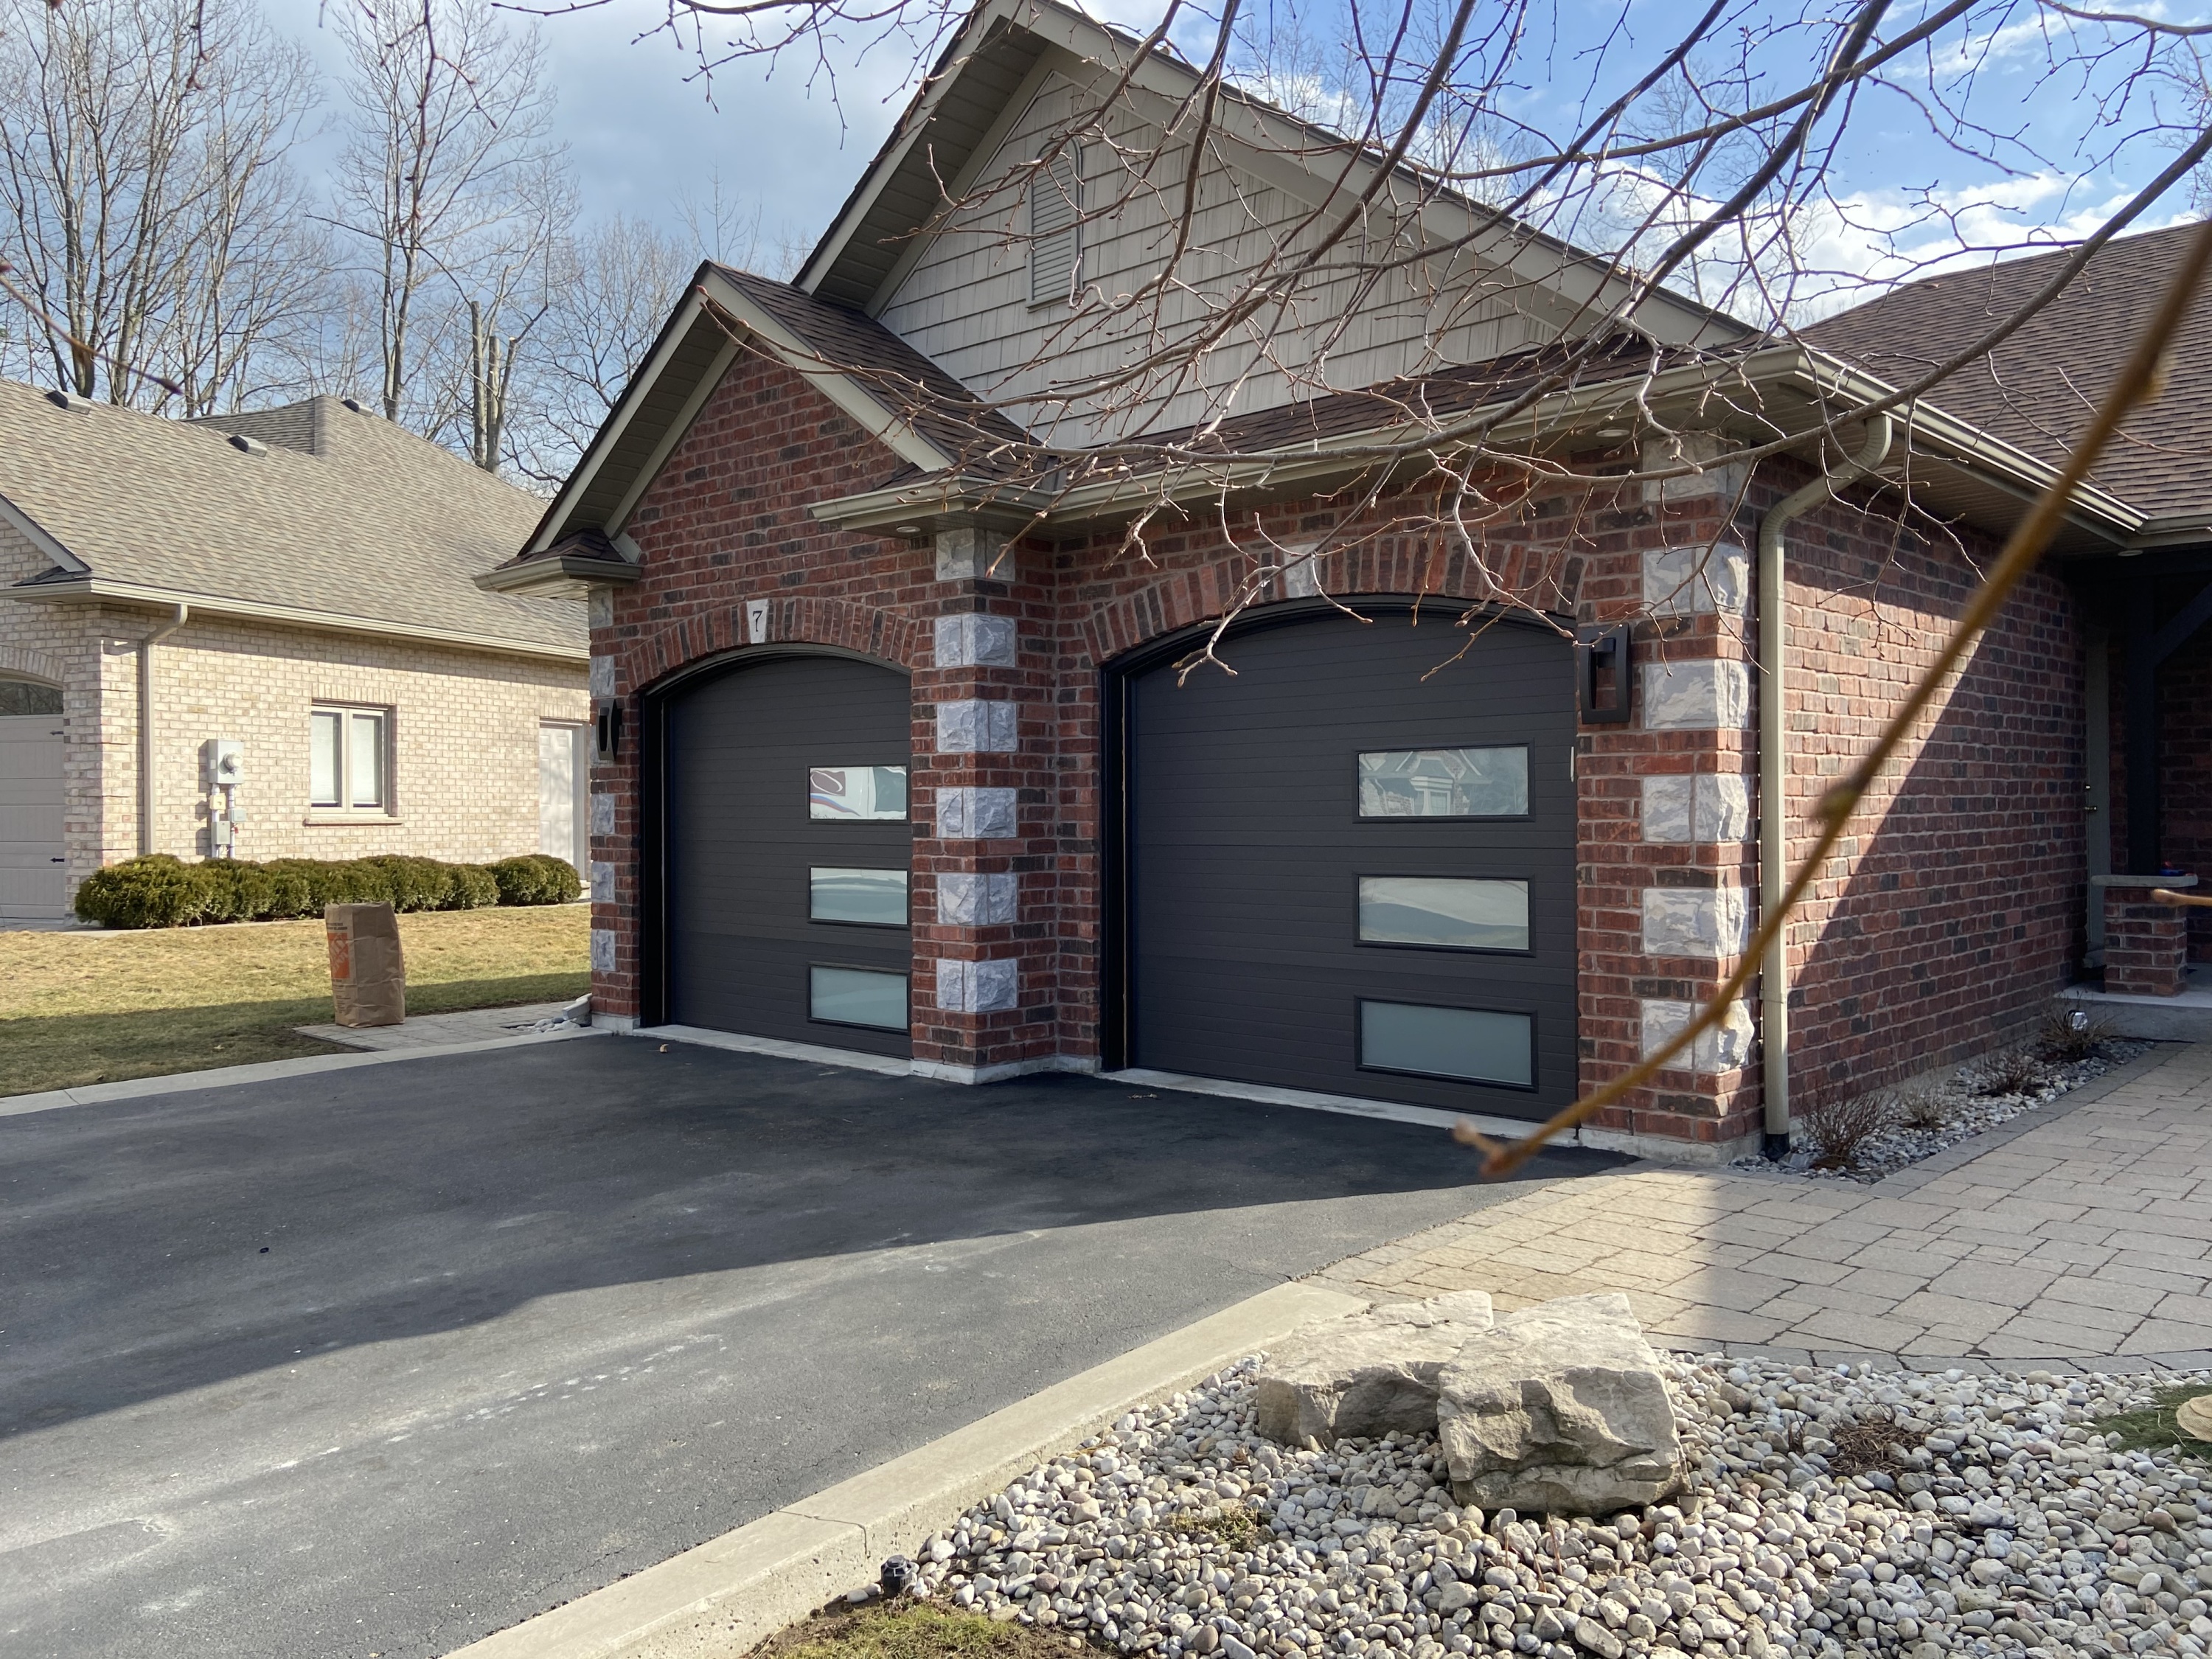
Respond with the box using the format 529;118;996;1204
1802;223;2212;521
0;379;582;656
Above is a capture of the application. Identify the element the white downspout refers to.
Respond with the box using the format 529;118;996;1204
1756;416;1892;1158
137;602;189;856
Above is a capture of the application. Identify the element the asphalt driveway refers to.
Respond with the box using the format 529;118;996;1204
0;1035;1611;1659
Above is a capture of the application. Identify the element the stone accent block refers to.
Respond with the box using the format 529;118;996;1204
589;655;616;698
1641;773;1751;842
934;698;1019;754
936;786;1018;840
936;527;1009;582
938;871;1018;926
1641;886;1750;958
933;613;1017;668
936;957;1018;1013
1642;659;1750;729
1640;432;1747;504
590;860;615;903
591;792;616;835
1639;997;1756;1074
1642;543;1748;616
591;927;616;973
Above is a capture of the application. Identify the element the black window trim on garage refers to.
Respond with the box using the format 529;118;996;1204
638;643;914;1030
1097;594;1576;1074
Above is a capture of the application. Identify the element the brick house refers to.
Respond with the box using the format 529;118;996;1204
482;0;2207;1161
0;380;590;922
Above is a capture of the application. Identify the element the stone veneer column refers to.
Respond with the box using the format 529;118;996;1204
911;529;1054;1080
1576;453;1763;1160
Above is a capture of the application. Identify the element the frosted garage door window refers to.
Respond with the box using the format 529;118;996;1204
810;965;908;1030
1357;748;1526;817
1358;877;1528;950
1360;1000;1532;1087
809;765;907;820
810;868;909;926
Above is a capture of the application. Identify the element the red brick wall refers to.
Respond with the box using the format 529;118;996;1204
1770;478;2086;1099
587;347;2093;1152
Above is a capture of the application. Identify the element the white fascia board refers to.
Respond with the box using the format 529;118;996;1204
5;577;588;664
698;270;953;476
527;288;710;554
0;490;88;573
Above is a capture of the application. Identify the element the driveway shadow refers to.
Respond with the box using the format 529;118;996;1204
0;1037;1613;1438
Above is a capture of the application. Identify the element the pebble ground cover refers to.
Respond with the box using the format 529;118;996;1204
885;1355;2212;1659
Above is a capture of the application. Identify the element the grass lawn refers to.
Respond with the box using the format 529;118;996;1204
0;905;590;1098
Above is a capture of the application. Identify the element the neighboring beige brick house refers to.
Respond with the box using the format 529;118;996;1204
0;379;587;922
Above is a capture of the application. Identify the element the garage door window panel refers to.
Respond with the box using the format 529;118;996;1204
808;765;906;821
809;964;908;1030
1359;999;1534;1088
0;679;61;716
1357;875;1530;952
810;867;909;927
1357;747;1526;818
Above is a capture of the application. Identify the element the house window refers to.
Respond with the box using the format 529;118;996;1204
311;704;390;812
1028;143;1082;305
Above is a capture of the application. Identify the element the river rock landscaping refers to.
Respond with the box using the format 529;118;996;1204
890;1299;2212;1659
1731;1037;2150;1185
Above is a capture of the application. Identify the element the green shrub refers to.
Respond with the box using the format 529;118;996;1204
75;852;554;927
489;853;582;906
360;854;458;912
448;863;500;909
74;855;210;928
196;858;279;922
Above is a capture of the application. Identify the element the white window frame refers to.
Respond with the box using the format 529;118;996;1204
310;702;394;816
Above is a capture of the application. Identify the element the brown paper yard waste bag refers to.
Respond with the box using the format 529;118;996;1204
325;902;406;1027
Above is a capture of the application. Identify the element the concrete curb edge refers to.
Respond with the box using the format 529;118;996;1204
0;1026;606;1119
444;1279;1368;1659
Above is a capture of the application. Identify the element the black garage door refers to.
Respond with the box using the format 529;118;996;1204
661;653;913;1057
1119;607;1576;1119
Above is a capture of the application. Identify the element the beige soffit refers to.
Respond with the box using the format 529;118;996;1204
806;344;2146;543
10;576;588;663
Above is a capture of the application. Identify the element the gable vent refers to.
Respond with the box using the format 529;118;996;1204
1028;144;1082;307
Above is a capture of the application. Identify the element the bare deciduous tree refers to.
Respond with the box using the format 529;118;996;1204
516;212;693;481
0;0;326;411
331;0;568;448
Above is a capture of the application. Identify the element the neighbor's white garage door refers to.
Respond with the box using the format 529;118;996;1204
0;709;66;921
538;722;588;875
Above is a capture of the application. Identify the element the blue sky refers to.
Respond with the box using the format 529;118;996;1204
262;0;919;261
258;0;2205;296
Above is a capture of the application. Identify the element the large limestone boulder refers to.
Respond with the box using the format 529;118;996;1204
1256;1290;1495;1447
1436;1292;1682;1514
